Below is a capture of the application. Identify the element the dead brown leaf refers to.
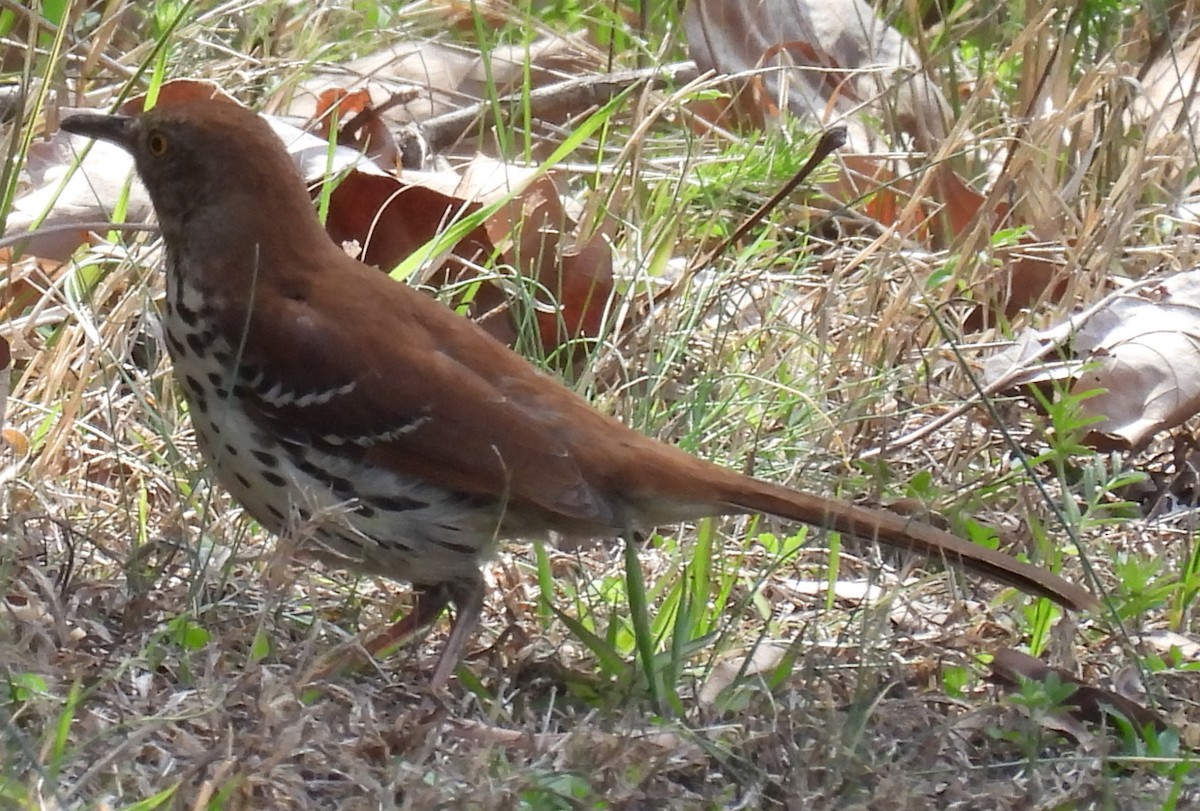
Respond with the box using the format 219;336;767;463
985;270;1200;450
988;647;1168;740
684;0;948;149
272;33;591;129
698;643;791;707
313;88;402;168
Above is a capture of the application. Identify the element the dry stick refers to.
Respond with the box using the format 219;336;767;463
586;126;847;392
416;61;701;153
687;125;848;277
633;124;848;319
60;722;165;802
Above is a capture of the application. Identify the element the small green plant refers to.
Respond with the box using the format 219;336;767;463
517;768;596;810
941;664;971;698
4;671;48;705
149;613;213;685
995;669;1080;759
1111;714;1181;764
1110;552;1175;621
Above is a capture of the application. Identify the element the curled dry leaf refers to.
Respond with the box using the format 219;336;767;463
312;88;402;168
461;156;614;348
934;170;1071;332
306;145;616;349
985;269;1200;450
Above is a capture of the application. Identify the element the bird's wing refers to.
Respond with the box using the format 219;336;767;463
219;263;623;528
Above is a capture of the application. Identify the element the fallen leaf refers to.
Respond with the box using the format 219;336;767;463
1142;630;1200;661
989;647;1168;738
312;88;401;168
273;34;591;128
986;270;1200;449
684;0;948;150
698;643;791;707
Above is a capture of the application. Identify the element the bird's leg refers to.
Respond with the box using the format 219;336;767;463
429;581;485;689
313;580;476;683
361;582;456;659
357;577;485;688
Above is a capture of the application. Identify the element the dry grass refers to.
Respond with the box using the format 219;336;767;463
5;1;1200;808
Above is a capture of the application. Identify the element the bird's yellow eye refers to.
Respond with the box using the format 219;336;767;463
147;131;169;157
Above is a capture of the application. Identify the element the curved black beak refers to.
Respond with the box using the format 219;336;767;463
60;112;136;150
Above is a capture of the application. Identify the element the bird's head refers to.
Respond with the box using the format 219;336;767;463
61;99;317;249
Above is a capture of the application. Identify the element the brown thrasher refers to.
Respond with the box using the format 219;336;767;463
61;98;1095;687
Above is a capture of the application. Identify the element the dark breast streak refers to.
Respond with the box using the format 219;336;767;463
160;269;504;586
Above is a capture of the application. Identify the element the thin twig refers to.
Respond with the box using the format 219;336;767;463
0;0;134;78
418;61;700;152
687;126;848;275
